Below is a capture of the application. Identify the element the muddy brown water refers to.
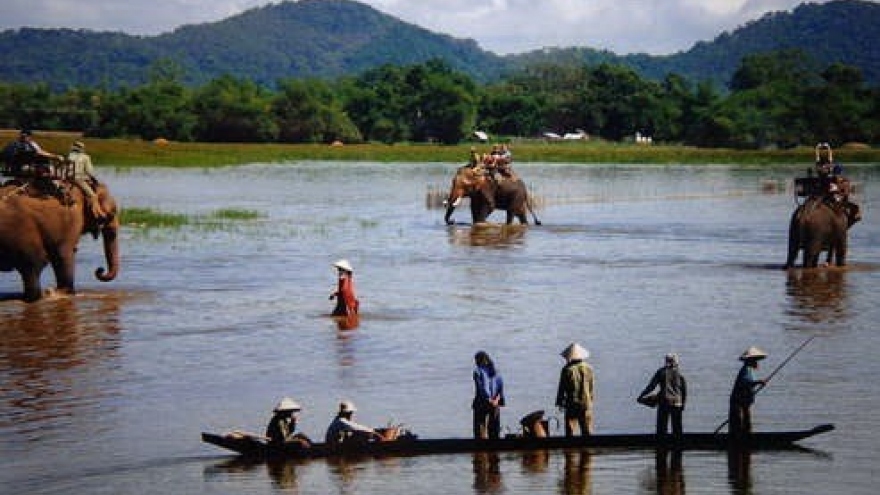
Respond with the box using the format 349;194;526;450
2;162;879;494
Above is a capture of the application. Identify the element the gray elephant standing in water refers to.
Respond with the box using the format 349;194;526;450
785;196;860;268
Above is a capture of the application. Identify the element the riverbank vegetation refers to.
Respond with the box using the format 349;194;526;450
1;50;878;155
3;130;878;168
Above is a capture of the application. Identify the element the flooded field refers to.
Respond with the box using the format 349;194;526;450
2;162;879;494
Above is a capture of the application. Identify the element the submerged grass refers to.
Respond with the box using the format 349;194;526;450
4;131;876;167
121;207;189;228
120;206;264;229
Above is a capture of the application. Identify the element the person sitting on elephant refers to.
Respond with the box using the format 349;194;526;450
2;130;61;178
813;142;860;224
64;141;107;220
330;259;359;316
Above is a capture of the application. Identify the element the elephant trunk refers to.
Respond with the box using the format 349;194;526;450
95;216;119;282
444;190;463;225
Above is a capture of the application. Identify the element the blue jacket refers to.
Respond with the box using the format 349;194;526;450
472;365;505;409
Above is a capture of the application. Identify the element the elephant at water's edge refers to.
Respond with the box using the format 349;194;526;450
0;181;119;301
444;166;541;225
784;196;859;269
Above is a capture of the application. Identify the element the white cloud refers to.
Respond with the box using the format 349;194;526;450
0;0;844;55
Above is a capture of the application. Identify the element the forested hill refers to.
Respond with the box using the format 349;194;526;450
634;0;880;87
0;0;878;89
506;0;880;87
0;0;505;88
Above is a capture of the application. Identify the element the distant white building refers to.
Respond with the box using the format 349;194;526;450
563;129;587;140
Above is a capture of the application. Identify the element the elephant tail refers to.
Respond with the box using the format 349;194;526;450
526;194;542;226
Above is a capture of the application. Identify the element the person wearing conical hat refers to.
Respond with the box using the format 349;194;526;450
555;342;595;437
265;397;312;448
325;400;382;448
729;346;768;438
329;259;359;317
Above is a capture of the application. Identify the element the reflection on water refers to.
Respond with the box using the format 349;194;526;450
521;449;550;474
447;224;528;247
267;458;300;492
784;268;848;323
655;449;685;495
561;450;593;495
0;294;122;432
727;449;752;494
472;452;503;493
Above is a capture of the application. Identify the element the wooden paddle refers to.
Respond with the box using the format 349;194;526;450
713;335;817;434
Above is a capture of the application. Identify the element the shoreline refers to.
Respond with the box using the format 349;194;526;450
3;131;877;168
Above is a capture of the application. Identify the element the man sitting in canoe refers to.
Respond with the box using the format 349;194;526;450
266;397;312;448
325;400;384;448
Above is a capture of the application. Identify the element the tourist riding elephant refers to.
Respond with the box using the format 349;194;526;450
0;180;119;301
444;166;541;225
784;196;859;269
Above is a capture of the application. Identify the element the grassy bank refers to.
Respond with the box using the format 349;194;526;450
3;130;878;167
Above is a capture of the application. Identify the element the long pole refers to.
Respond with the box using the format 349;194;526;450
713;335;817;434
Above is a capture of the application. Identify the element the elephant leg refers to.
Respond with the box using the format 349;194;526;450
18;265;43;302
505;210;515;225
49;250;76;294
805;240;822;268
784;220;800;269
834;235;847;267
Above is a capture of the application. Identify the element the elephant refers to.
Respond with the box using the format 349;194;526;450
443;166;541;225
0;179;119;301
784;196;860;269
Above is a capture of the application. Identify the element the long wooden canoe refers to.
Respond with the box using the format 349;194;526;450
202;423;833;459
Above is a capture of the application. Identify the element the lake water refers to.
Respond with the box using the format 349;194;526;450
1;161;879;494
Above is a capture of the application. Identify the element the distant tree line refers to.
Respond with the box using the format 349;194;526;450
0;51;877;148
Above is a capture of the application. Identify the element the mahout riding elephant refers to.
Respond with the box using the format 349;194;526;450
444;166;541;225
0;180;119;301
784;196;859;269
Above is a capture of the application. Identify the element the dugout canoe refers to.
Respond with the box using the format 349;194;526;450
202;423;833;459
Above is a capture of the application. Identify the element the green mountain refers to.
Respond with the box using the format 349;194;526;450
0;0;878;89
505;0;880;87
631;0;880;87
0;0;505;88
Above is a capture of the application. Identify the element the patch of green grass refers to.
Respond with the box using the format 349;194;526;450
207;208;264;221
120;207;264;229
121;207;189;228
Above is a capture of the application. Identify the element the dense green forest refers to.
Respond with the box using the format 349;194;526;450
0;0;878;89
1;51;877;149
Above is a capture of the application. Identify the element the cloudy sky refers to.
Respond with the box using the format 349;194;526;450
0;0;846;55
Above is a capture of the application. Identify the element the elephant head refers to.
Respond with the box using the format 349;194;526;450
444;166;493;225
88;183;120;283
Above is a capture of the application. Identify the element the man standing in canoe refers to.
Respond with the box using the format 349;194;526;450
556;343;595;437
329;259;359;317
638;353;687;440
729;346;768;438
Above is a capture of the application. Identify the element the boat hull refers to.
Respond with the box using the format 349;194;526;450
202;423;833;460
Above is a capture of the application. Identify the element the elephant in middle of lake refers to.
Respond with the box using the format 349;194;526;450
784;195;860;269
443;165;541;225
